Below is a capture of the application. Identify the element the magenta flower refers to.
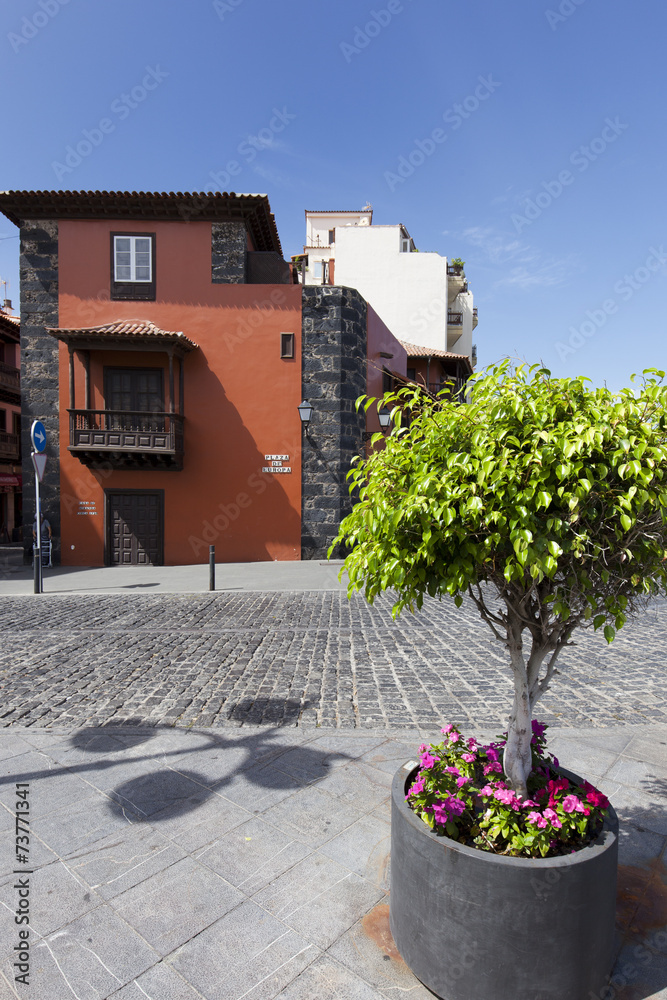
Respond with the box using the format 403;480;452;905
478;785;494;797
407;776;425;797
447;796;466;817
449;732;461;744
483;762;502;775
420;751;437;769
494;788;518;806
467;737;478;750
562;795;586;814
441;724;454;735
456;775;470;788
527;811;548;829
531;720;547;740
543;808;563;829
445;765;460;776
521;799;538;809
461;753;476;764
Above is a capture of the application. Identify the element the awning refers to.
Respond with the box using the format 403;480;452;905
0;474;19;487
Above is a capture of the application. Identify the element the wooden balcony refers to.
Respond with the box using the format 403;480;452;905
0;431;20;462
0;361;19;401
68;410;184;470
447;312;463;326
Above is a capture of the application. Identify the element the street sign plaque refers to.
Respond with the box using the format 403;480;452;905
31;420;47;453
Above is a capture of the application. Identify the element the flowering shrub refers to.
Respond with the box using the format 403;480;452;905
406;722;610;858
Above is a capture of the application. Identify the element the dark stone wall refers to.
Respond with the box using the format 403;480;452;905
301;285;367;559
19;219;60;563
211;222;247;283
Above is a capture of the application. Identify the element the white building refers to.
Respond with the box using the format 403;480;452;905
301;209;477;365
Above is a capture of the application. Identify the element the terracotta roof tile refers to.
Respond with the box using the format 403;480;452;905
47;320;198;351
0;190;282;254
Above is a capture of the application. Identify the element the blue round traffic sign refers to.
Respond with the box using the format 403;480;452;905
31;420;47;453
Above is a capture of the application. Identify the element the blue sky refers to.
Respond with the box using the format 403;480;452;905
1;0;665;390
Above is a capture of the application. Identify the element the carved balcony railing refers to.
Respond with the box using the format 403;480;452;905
68;409;184;470
0;361;20;398
0;431;20;462
447;312;463;326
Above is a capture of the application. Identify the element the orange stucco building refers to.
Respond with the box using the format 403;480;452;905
0;190;406;566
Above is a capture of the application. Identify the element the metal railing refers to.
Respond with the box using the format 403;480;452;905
447;312;463;326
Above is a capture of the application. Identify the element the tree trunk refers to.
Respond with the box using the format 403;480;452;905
503;640;533;799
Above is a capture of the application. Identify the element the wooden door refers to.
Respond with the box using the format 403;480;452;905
106;491;164;566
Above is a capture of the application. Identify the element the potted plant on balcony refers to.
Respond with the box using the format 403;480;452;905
331;363;667;1000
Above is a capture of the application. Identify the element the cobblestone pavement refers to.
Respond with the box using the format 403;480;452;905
0;591;665;732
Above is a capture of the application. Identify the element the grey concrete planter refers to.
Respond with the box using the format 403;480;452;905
390;762;619;1000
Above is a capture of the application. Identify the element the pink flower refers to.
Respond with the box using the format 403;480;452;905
461;753;476;763
483;762;502;775
494;788;521;808
477;785;494;797
456;775;470;788
449;733;461;744
485;746;500;763
562;795;586;814
527;811;548;829
420;752;437;769
543;808;563;829
419;744;428;753
467;737;478;750
441;724;454;735
445;765;460;776
521;799;538;809
407;776;425;797
447;796;466;817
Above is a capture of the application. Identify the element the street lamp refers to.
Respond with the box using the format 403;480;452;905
378;407;391;432
298;400;313;430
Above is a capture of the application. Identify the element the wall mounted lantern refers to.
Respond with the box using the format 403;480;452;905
378;407;391;431
298;400;313;430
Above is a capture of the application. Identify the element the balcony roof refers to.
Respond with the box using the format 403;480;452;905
0;189;283;254
399;340;473;372
0;311;19;342
47;320;199;356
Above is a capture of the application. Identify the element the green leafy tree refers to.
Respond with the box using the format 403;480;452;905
332;363;667;797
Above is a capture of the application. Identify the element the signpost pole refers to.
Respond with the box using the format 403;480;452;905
30;422;47;597
34;467;41;595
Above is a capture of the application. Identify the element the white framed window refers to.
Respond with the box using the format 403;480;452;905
312;260;323;280
114;236;152;282
401;238;411;253
111;232;155;300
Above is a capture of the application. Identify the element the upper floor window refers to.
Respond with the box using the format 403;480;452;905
328;229;335;244
110;233;156;300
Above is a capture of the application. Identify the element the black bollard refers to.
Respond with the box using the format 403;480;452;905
209;545;215;591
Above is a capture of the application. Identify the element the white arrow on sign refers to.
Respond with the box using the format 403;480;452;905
31;452;47;483
34;427;45;447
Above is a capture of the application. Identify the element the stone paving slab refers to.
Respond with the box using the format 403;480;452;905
1;591;667;732
0;724;664;999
